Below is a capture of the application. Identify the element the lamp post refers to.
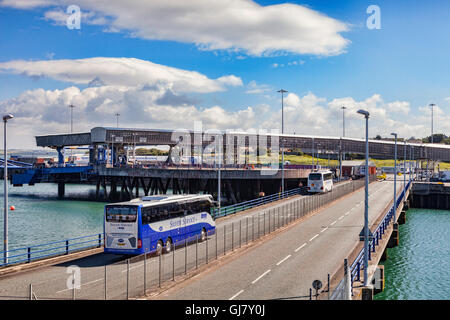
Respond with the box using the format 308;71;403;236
216;134;222;215
429;103;435;177
278;89;287;195
341;106;346;137
341;106;346;169
68;104;75;133
357;109;370;286
403;141;406;191
391;133;398;222
410;145;413;182
429;104;435;144
111;134;115;167
3;113;13;264
115;113;120;128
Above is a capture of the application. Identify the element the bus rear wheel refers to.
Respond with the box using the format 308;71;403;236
165;238;173;253
156;240;164;256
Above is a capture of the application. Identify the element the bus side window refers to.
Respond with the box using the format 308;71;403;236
141;208;150;224
150;208;160;223
160;206;170;220
185;202;193;215
179;203;185;216
199;201;211;213
170;204;183;218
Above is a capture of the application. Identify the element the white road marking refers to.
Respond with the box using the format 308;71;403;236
295;243;307;252
276;255;291;266
252;269;271;284
321;227;329;233
229;289;244;300
330;220;337;226
56;278;103;293
309;234;319;242
338;215;344;220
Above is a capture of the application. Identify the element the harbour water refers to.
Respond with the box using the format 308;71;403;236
375;208;450;300
0;183;105;251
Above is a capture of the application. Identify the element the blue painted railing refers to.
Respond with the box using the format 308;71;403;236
349;180;411;285
0;233;104;268
212;187;303;219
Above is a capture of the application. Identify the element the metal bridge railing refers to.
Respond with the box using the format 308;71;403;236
211;187;303;219
0;233;104;268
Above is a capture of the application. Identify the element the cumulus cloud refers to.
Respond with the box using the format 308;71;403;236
0;84;260;148
387;101;410;115
1;0;350;56
246;81;271;94
0;57;242;93
0;0;55;9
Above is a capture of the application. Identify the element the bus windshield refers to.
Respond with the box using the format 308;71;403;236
308;173;323;181
106;206;138;223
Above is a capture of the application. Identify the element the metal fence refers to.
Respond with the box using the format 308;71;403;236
212;187;303;218
1;179;367;300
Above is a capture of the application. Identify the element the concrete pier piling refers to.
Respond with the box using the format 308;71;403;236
398;210;407;225
361;286;374;300
387;223;399;248
57;181;65;199
373;265;385;294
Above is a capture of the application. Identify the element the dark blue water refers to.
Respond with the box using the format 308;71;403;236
375;208;450;300
0;183;105;251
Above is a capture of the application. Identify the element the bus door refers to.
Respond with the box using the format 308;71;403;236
170;203;183;245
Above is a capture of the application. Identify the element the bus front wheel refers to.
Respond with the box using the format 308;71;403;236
200;228;207;242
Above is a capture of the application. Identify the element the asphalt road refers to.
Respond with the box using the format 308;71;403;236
155;179;403;300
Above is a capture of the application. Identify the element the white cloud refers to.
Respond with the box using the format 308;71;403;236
246;81;271;94
0;84;259;148
418;104;444;116
387;101;410;115
1;0;350;57
0;0;55;9
0;57;242;93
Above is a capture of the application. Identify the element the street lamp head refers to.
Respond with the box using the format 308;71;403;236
3;114;14;122
390;132;397;137
277;89;288;94
356;109;369;118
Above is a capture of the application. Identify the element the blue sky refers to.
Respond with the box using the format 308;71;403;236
0;0;449;148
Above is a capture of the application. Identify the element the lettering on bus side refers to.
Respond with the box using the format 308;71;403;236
170;220;182;228
183;216;197;225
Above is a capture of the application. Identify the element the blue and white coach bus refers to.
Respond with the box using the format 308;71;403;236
104;194;216;255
